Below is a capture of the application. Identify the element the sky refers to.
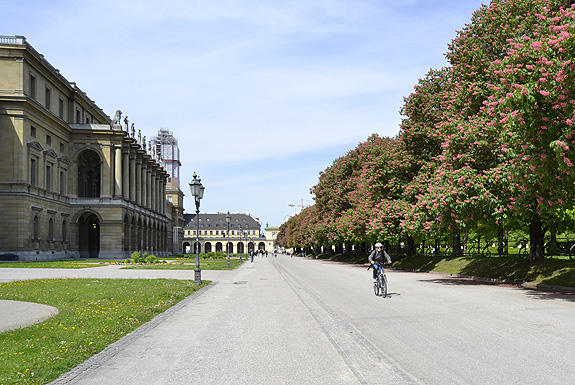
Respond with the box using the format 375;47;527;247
4;0;486;227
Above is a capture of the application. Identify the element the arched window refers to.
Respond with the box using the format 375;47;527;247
48;218;54;241
33;216;39;240
77;150;101;197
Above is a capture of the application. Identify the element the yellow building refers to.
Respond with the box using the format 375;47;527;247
183;213;266;254
0;36;184;260
264;225;280;252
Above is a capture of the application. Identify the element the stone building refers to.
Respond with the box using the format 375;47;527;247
0;36;184;260
151;129;185;254
182;212;266;254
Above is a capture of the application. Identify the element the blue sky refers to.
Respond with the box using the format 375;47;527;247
4;0;485;227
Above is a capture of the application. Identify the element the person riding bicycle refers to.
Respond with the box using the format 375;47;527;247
368;242;391;282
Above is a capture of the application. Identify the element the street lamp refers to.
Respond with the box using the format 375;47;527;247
189;172;205;284
225;212;231;268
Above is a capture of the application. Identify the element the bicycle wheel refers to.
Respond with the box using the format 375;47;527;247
373;280;380;296
381;274;388;298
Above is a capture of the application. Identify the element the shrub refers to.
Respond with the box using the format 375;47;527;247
145;255;157;264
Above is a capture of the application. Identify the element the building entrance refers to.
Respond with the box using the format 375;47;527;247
79;213;100;258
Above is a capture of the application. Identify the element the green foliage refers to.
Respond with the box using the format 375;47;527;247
280;0;575;260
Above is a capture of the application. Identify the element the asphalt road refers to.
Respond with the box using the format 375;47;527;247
3;256;574;384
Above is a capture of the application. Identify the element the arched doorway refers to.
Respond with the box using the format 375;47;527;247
183;241;191;253
237;242;244;253
215;242;223;252
205;242;212;253
258;242;266;251
78;213;100;258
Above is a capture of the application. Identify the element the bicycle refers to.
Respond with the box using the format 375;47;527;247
372;263;388;298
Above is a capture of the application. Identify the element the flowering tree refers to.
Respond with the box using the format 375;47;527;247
279;0;575;260
443;0;575;258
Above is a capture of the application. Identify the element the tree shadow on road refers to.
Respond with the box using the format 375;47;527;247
419;277;575;302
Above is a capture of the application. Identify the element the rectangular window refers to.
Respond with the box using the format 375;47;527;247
30;126;36;138
231;230;235;235
30;158;37;186
60;142;64;152
29;74;36;99
46;135;52;146
45;87;51;110
59;170;65;194
59;98;64;119
76;109;81;123
46;164;52;191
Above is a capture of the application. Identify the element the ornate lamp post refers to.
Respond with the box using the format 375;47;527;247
225;212;231;268
189;172;205;284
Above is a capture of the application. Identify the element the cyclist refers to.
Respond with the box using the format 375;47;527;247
368;242;392;282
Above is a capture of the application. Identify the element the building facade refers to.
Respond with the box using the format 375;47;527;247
0;36;183;260
182;212;266;254
151;129;185;254
264;225;280;252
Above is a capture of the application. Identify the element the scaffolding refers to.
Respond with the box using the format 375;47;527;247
151;129;181;188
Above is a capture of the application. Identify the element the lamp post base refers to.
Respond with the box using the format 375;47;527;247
194;268;202;284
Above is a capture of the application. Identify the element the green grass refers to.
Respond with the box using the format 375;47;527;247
0;260;114;269
121;258;245;270
0;278;205;385
317;253;575;288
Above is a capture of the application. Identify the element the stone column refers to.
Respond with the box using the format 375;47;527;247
101;144;112;197
135;160;142;206
114;145;122;197
160;179;166;215
122;150;129;199
141;164;147;208
151;172;157;212
129;154;136;202
146;169;152;209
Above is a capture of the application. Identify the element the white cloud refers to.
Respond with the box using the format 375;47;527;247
5;0;486;225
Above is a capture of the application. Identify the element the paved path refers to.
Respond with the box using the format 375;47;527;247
2;257;575;384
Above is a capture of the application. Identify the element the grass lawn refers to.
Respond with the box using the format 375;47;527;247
120;258;245;270
316;253;575;288
0;260;114;269
0;278;205;385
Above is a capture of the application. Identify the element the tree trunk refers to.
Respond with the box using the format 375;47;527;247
452;234;462;257
529;218;545;259
463;228;468;256
407;236;416;256
497;225;504;258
